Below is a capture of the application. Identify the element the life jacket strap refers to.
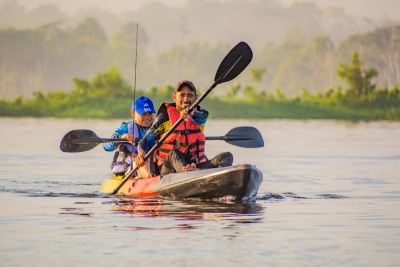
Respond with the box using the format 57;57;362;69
187;141;205;150
174;129;202;135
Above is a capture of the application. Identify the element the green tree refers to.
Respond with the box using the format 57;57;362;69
72;67;132;98
249;67;266;83
336;52;378;97
243;85;257;100
226;83;241;98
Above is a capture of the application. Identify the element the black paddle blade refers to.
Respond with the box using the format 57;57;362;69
225;126;264;148
60;129;99;152
214;41;253;84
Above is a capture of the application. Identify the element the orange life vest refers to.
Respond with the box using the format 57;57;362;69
155;103;207;166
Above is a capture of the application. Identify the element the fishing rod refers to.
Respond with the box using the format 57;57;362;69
133;23;138;104
129;23;139;156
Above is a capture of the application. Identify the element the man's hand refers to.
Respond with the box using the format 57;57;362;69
134;150;146;167
121;133;135;145
180;108;194;121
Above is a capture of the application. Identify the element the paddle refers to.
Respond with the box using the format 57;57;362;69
111;41;253;194
60;129;130;153
60;126;263;153
206;126;264;148
60;129;126;152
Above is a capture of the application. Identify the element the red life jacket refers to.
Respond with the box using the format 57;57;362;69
155;103;207;166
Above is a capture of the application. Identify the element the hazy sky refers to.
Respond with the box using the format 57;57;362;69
2;0;400;20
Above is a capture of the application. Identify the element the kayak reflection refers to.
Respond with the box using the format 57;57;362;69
106;198;265;223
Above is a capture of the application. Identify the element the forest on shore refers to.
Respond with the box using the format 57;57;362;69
1;1;399;120
1;1;400;99
1;51;399;121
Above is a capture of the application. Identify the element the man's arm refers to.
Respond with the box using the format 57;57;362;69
103;123;128;151
192;108;208;125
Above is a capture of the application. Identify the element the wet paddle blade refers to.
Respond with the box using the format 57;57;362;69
205;126;264;148
60;129;128;152
214;41;253;84
224;126;264;148
60;129;99;152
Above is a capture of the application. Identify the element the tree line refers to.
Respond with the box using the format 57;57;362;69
1;52;399;120
1;16;400;99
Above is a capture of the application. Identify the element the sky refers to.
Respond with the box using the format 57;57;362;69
2;0;400;20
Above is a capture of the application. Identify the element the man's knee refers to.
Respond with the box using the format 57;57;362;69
165;149;187;173
221;152;233;166
213;152;233;167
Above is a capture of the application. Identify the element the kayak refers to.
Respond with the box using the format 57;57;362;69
60;42;261;200
100;164;263;200
101;164;263;200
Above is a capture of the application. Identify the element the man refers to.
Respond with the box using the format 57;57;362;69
136;80;233;176
103;96;156;178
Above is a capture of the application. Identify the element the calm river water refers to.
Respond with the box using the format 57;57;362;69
0;117;399;266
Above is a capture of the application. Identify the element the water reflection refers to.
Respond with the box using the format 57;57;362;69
104;197;266;224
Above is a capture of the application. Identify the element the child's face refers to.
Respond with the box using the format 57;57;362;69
132;111;154;127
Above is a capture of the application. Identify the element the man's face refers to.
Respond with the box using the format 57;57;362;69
132;111;154;127
173;86;197;110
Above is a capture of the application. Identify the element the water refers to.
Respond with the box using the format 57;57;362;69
1;117;399;266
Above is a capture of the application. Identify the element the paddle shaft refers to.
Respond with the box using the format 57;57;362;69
206;135;254;141
71;134;252;144
71;138;127;144
60;126;263;152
